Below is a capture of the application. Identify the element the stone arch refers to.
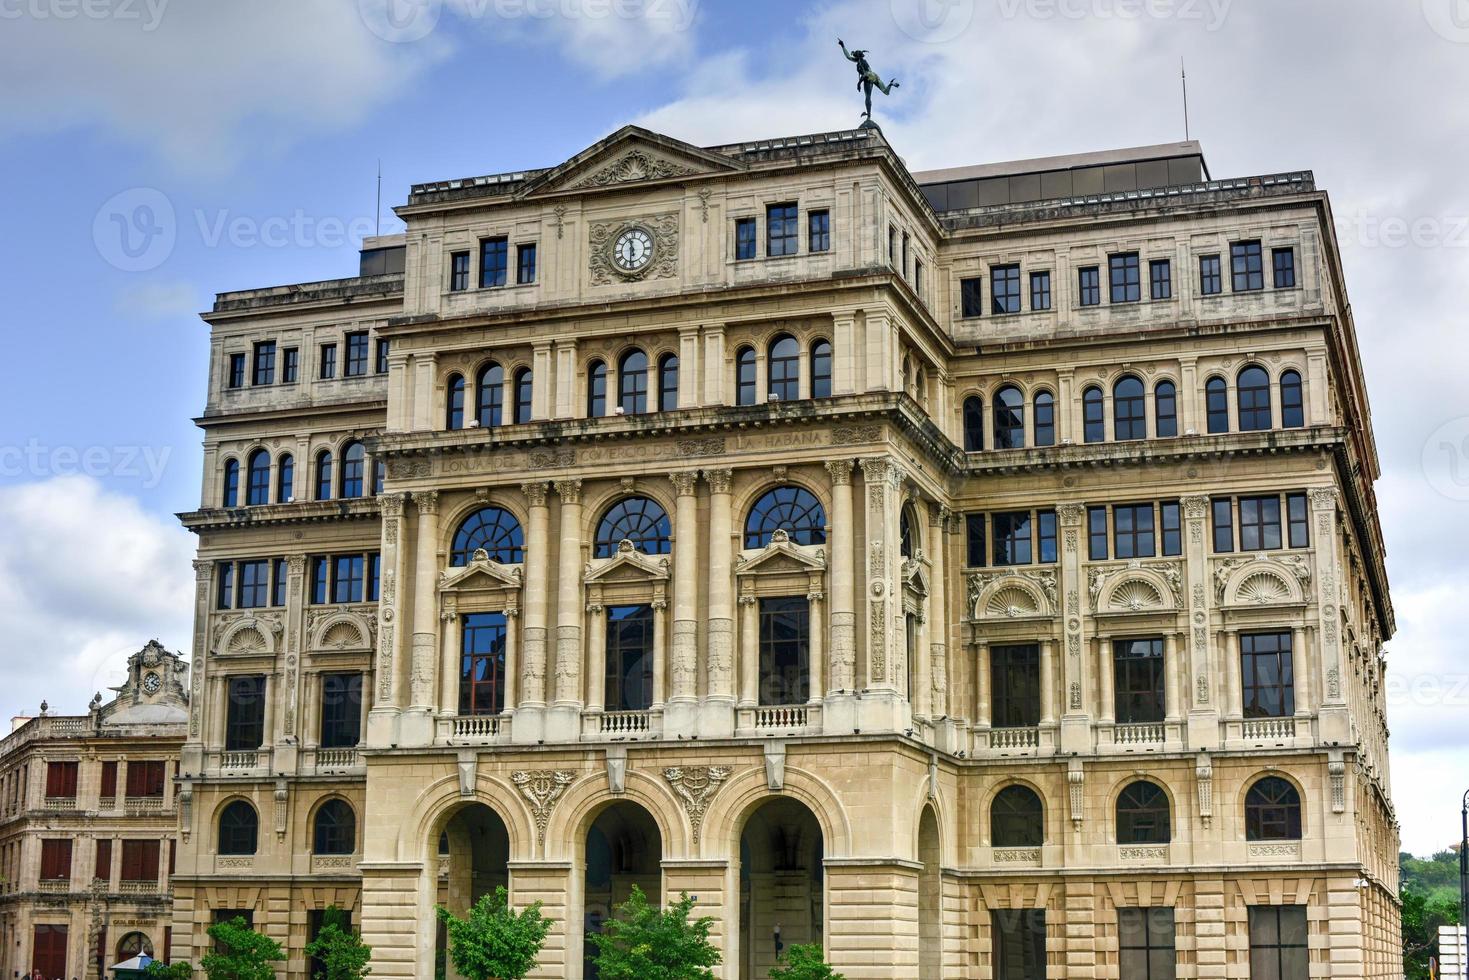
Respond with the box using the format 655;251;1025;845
218;619;278;655
309;613;373;652
1221;562;1305;607
917;804;942;980
731;476;834;536
970;575;1053;620
1235;768;1309;838
703;765;852;859
905;776;951;866
1105;774;1179;845
1101;569;1178;613
402;773;536;866
544;768;687;862
439;495;531;557
979;776;1051;847
581;484;677;549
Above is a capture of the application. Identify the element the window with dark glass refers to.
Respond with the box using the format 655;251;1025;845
218;801;259;856
1200;254;1222;295
1245;778;1303;841
450;250;470;291
1272;247;1296;289
992;385;1025;449
658;354;679;412
513;368;532;423
459;613;507;716
1205;377;1229;433
319;342;337;380
367;553;380;602
735;217;757;260
888;225;896;264
586;360;606;417
1211;498;1234;552
1287;493;1310;548
375;338;390;374
339;442;365;499
344;331;369;377
1232;240;1264;291
1242;632;1294;718
1033;391;1055;446
991;645;1040;729
45;761;79;800
1248;905;1308;980
1114;639;1165;724
1149;258;1172;301
1116;782;1171;845
595;497;672;556
451;507;524;565
224;676;265;751
40;838;73;880
480;236;508;288
332;554;364;604
810;340;832;398
745;486;827;548
954;277;984;320
963;396;984;452
1154;381;1178;437
1110;252;1141;303
319;674;362;748
736;346;757;406
477;362;504;427
758;597;810;706
446;374;465;430
990;784;1043;845
312;557;329;605
992;264;1021;314
315;451;333;501
1239;495;1283;551
124;761;166;800
1113;504;1156;559
1089;506;1109;560
1030;270;1052;311
272;558;288;607
992;908;1046;980
1083;386;1105;443
274;454;293;503
618;350;649;414
252;341;276;386
313;800;355;855
1118;907;1176;980
768;334;800;401
1114;376;1146;441
606;605;654;711
516;243;537;285
282;347;299;383
992;511;1033;566
1160;501;1181;556
1280;371;1304;428
767;202;799;257
228;352;246;389
808;209;830;252
1237;366;1272;431
238;560;269;609
245;450;270;506
372;458;385;496
216;562;234;609
966;514;986;568
1079;265;1101;306
1037;510;1057;564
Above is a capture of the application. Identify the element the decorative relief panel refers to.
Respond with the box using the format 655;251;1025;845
512;770;577;845
589;211;680;285
663;765;731;844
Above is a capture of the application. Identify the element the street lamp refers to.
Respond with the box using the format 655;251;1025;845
1460;789;1468;979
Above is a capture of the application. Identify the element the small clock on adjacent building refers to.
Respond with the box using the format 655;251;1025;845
142;672;162;695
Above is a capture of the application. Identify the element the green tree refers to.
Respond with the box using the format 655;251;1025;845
144;962;195;980
306;906;373;980
436;885;551;980
586;885;720;980
198;917;284;980
1402;883;1462;980
769;943;844;980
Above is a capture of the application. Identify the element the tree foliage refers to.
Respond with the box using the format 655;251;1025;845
586;885;720;980
198;917;284;980
436;886;551;980
305;906;373;980
1400;850;1464;980
769;943;844;980
144;962;195;980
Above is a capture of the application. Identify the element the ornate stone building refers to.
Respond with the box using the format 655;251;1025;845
173;125;1401;978
0;641;189;979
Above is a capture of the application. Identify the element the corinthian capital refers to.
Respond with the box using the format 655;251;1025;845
824;459;853;486
703;468;734;495
412;490;439;516
669;471;700;497
554;479;583;505
522;481;550;508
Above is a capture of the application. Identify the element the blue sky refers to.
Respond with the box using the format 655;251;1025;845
1;0;1466;854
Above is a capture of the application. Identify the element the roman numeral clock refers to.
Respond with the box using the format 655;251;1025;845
589;212;680;285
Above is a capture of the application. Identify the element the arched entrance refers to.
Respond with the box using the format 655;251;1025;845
918;806;941;979
584;801;663;980
739;797;824;980
436;803;511;980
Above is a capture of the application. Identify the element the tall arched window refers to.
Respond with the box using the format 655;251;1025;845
1280;370;1304;428
1245;776;1302;841
339;441;365;499
587;360;607;417
276;454;294;503
618;349;649;414
314;451;333;501
990;785;1043;847
446;373;465;430
1033;391;1056;447
768;334;800;401
476;362;504;427
1116;781;1171;844
992;385;1025;449
1113;376;1146;441
1154;381;1178;437
595;497;671;557
513;368;533;424
1237;366;1272;431
1083;386;1105;443
744;486;827;548
658;353;679;412
899;504;918;558
1205;377;1229;433
736;346;757;406
313;799;356;855
245;450;270;506
810;339;833;398
963;396;984;452
218;800;258;855
221;459;240;508
451;507;524;565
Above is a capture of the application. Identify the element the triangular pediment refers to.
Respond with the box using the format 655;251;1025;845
518;126;744;198
439;555;524;593
903;557;931;596
584;541;671;583
736;532;827;576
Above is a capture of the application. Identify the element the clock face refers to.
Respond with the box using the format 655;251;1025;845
612;228;655;273
142;673;161;695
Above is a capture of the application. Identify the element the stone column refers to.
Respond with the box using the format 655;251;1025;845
669;471;700;704
704;468;736;705
553;340;578;419
531;341;554;421
400;490;439;746
651;598;668;709
1056;503;1088;752
825;460;856;694
1097;637;1115;725
1040;639;1057;726
1292;625;1311;717
702;326;726;404
927;507;949;719
516;482;550;741
975;639;991;728
438;600;460;720
859;456;902;694
1180;494;1220;750
552;480;584;717
1164;633;1182;723
738;593;759;708
832;312;859;394
678;327;701;409
585;602;606;713
806;590;824;702
411;353;437;432
1224;628;1243;720
503;608;520;710
368;494;410;747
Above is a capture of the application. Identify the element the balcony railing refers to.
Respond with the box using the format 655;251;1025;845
451;715;501;739
316;748;359;769
42;796;77;810
98;796;116;811
1242;717;1297;741
1114;722;1166;745
754;705;810;730
124;796;165;813
37;879;70;893
600;711;652;735
119;879;159;895
220;751;259;770
988;727;1040;750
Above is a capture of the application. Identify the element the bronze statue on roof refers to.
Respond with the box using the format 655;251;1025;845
839;39;900;125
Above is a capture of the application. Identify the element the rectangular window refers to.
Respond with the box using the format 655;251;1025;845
1110;252;1141;303
124;761;166;799
375;338;390;374
1118;907;1176;980
960;277;984;318
992;908;1046;979
1114;638;1166;724
1149;258;1172;300
991;264;1022;314
40;839;72;880
120;839;160;883
1200;254;1222;295
1287;493;1310;548
808;209;830;252
45;761;78;800
902;232;910;278
281;347;299;384
1232;240;1265;291
227;353;246;389
319;673;363;749
272;558;289;608
216;562;234;609
367;552;381;602
990;645;1041;729
319;343;337;380
311;557;329;605
450;250;470;291
1273;247;1297;289
344;331;369;377
1037;510;1058;564
735;217;757;260
914;259;924;300
480;237;509;288
100;761;117;799
888;225;897;264
32;924;69;979
1248;905;1308;980
767;202;799;257
1088;506;1109;561
758;597;810;706
516;242;537;285
95;839;112;882
1212;498;1235;553
225;676;266;751
333;555;365;604
1239;495;1283;551
459;613;508;716
992;511;1033;566
1030;270;1052;311
966;514;987;568
1113;504;1156;560
1242;632;1295;718
238;560;270;609
1160;501;1182;556
1078;265;1101;306
603;604;655;711
252;341;276;386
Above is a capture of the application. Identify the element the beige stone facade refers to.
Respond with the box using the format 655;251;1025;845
173;126;1401;978
0;642;188;979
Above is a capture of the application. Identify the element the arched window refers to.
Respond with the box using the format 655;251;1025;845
1205;377;1229;433
1116;781;1171;844
446;373;465;430
115;932;153;961
451;507;525;565
1245;776;1302;841
810;339;833;398
476;362;504;427
768;334;799;401
513;368;533;424
990;785;1043;847
373;457;386;496
222;459;240;507
1237;366;1272;431
1033;391;1056;447
218;800;258;855
595;497;671;558
1154;381;1178;437
658;353;679;412
1280;370;1304;428
276;454;294;503
587;360;607;418
963;396;984;452
736;346;757;406
1113;376;1146;441
313;799;356;855
744;486;827;549
245;450;270;506
618;349;648;414
899;504;918;558
314;451;333;501
1083;386;1105;443
992;385;1025;449
339;441;366;499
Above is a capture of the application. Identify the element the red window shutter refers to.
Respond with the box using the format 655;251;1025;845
95;839;112;880
168;837;176;876
120;839;159;881
45;761;78;799
40;839;72;880
100;761;117;797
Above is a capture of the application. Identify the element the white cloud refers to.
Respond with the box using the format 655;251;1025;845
113;280;201;318
0;476;194;720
